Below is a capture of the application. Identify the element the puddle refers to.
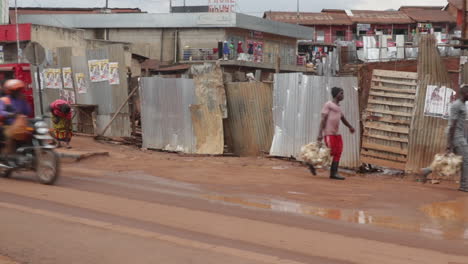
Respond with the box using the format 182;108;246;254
202;194;468;240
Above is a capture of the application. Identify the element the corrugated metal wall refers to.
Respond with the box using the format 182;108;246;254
225;82;274;156
270;73;361;169
33;45;131;137
140;76;197;153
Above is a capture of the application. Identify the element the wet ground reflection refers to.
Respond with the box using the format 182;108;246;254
203;194;468;240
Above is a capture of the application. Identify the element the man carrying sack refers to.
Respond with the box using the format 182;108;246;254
317;87;355;180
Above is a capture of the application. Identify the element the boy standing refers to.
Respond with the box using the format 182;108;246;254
317;87;355;180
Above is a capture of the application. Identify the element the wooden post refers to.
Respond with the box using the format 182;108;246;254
98;85;139;138
463;0;467;39
275;56;281;74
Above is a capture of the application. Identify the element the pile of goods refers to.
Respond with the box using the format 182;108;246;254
299;142;332;168
430;153;463;177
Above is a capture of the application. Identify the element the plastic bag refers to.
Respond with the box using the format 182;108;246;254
5;115;29;141
429;153;463;177
299;142;332;168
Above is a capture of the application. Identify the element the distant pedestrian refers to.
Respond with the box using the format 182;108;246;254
317;87;355;180
421;86;468;192
49;99;72;149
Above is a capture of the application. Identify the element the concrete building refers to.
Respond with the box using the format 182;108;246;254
18;13;313;72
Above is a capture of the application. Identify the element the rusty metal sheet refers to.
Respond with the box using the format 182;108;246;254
225;82;274;156
190;104;224;155
349;10;413;24
270;73;361;169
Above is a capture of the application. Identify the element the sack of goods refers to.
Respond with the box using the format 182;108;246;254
300;142;332;168
430;153;463;177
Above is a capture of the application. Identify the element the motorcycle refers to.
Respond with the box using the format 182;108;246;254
0;117;60;185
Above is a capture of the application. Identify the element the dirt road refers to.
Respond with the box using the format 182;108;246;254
1;137;467;264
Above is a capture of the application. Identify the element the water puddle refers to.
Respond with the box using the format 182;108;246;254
202;194;468;240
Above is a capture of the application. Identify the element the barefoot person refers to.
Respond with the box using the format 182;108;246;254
49;99;72;149
317;87;355;180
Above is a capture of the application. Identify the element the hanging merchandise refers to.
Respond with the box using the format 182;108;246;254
222;41;230;60
237;41;244;54
229;41;235;59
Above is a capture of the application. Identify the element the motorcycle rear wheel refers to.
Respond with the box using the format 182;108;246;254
0;169;12;178
36;150;60;185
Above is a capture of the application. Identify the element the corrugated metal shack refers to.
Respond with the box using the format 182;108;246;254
32;44;132;137
270;73;361;169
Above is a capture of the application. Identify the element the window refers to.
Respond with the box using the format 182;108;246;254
335;30;345;41
393;29;408;35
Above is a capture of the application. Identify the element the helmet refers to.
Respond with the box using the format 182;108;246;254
3;79;26;94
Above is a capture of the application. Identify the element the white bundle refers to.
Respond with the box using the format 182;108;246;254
429;153;463;177
299;142;332;168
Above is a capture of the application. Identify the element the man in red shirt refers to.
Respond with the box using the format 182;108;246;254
317;87;355;180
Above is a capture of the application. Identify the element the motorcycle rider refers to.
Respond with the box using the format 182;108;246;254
0;79;32;155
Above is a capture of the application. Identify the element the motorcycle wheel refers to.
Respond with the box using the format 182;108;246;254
36;150;60;185
0;169;12;178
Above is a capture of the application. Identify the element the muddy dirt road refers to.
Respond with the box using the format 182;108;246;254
1;138;467;264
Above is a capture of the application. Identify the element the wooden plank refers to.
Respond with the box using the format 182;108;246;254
372;69;418;80
368;99;414;108
361;156;406;170
369;91;416;100
361;150;407;162
366;115;411;125
362;141;408;155
363;133;409;143
364;122;409;134
371;85;416;94
366;108;413;117
371;78;417;87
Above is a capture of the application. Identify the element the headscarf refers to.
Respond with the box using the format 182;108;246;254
50;99;72;120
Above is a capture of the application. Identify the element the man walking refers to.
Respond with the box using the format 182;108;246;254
317;87;355;180
445;86;468;192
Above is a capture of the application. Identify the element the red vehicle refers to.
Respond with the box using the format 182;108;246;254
0;63;35;117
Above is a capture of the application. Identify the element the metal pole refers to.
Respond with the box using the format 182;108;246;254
105;0;109;8
296;0;299;24
15;0;20;63
34;44;44;116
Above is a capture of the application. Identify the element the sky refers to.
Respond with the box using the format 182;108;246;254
9;0;449;16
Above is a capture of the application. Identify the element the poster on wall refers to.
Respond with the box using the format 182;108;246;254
59;89;76;104
424;85;456;118
99;59;110;81
88;60;101;82
43;68;62;89
53;69;63;89
62;67;73;89
75;73;87;94
108;62;120;85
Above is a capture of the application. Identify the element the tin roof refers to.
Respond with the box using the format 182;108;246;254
402;9;456;23
18;13;314;39
348;10;413;24
398;6;444;11
447;0;463;10
264;11;352;25
9;7;144;24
